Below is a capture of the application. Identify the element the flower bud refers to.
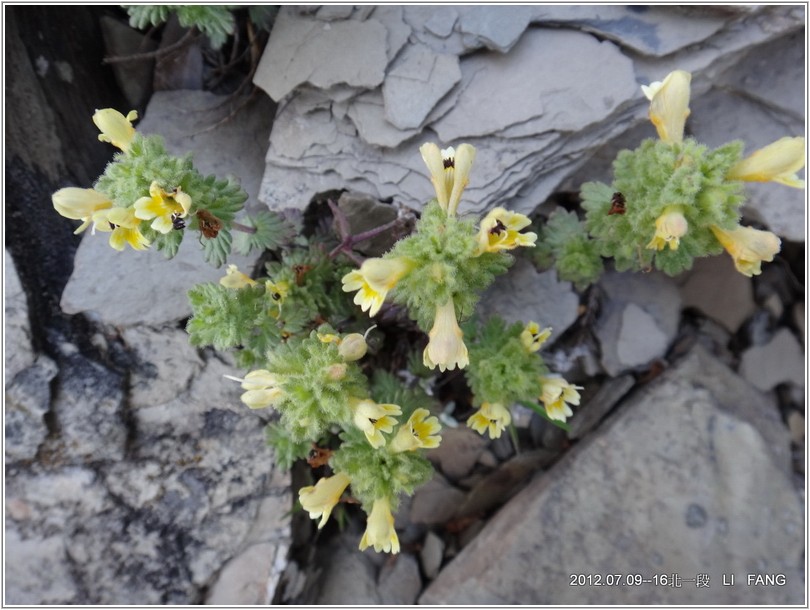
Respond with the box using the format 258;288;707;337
325;363;348;381
338;333;368;361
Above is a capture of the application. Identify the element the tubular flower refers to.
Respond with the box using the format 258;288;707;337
540;376;583;423
466;402;512;439
423;299;469;372
351;398;402;448
298;472;351;529
359;496;400;554
93;108;138;153
520;321;552;353
342;257;414;317
476;207;537;254
641;70;691;144
419;142;476;216
220;264;257;289
133;181;192;234
224;369;284;409
726;137;806;188
710;224;781;277
646;205;688;251
52;187;113;234
389;408;442;452
93;207;150;251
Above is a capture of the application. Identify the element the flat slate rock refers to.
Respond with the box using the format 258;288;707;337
420;345;802;604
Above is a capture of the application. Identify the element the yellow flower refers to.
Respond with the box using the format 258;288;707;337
710;224;781;277
419;142;476;216
341;257;413;317
265;280;290;304
220;264;257;289
299;472;351;529
224;369;284;409
466;402;512;439
351;398;401;448
359;496;400;554
646;205;688;251
93;108;138;152
317;332;341;344
520;321;552;352
92;207;150;251
726;136;806;188
422;299;469;372
476;207;537;254
389;408;442;452
540;376;583;423
133;181;192;234
641;70;691;144
51;187;113;234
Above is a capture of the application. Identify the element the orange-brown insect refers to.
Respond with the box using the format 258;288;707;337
293;264;313;286
608;192;626;215
196;210;222;239
307;444;333;468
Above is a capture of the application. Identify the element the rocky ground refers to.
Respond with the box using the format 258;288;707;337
4;5;805;605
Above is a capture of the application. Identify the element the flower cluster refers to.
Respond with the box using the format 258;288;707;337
342;143;537;372
465;316;581;439
571;69;804;280
225;325;442;554
51;108;257;265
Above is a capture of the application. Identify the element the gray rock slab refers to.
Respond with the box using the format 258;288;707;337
254;9;390;101
5;528;78;604
53;353;126;462
5;355;58;462
314;540;382;604
122;326;204;409
60;234;255;327
382;43;461;130
61;90;268;327
431;28;638;141
595;270;682;376
410;473;467;525
425;426;488;481
677;254;757;333
5;250;35;380
346;90;421;148
205;541;286;605
479;257;580;343
690;86;805;242
378;552;422;604
100;15;156;108
566;374;636;440
739;327;805;392
420;346;802;604
420;530;445;580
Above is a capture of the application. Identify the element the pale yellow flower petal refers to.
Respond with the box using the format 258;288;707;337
419;142;476;215
359;497;400;554
93;108;138;152
466;402;511;439
52;187;113;233
351;398;402;448
389;408;442;452
299;472;351;529
646;70;691;144
477;207;538;254
422;300;469;372
646;206;688;251
727;137;805;188
220;264;257;289
520;322;552;352
710;224;781;277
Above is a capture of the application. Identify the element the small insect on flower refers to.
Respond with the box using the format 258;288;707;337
608;192;626;215
171;214;186;230
293;264;313;286
307;444;333;468
489;219;507;235
196;210;222;239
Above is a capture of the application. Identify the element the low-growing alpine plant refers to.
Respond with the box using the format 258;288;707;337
51;66;802;555
539;69;804;285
